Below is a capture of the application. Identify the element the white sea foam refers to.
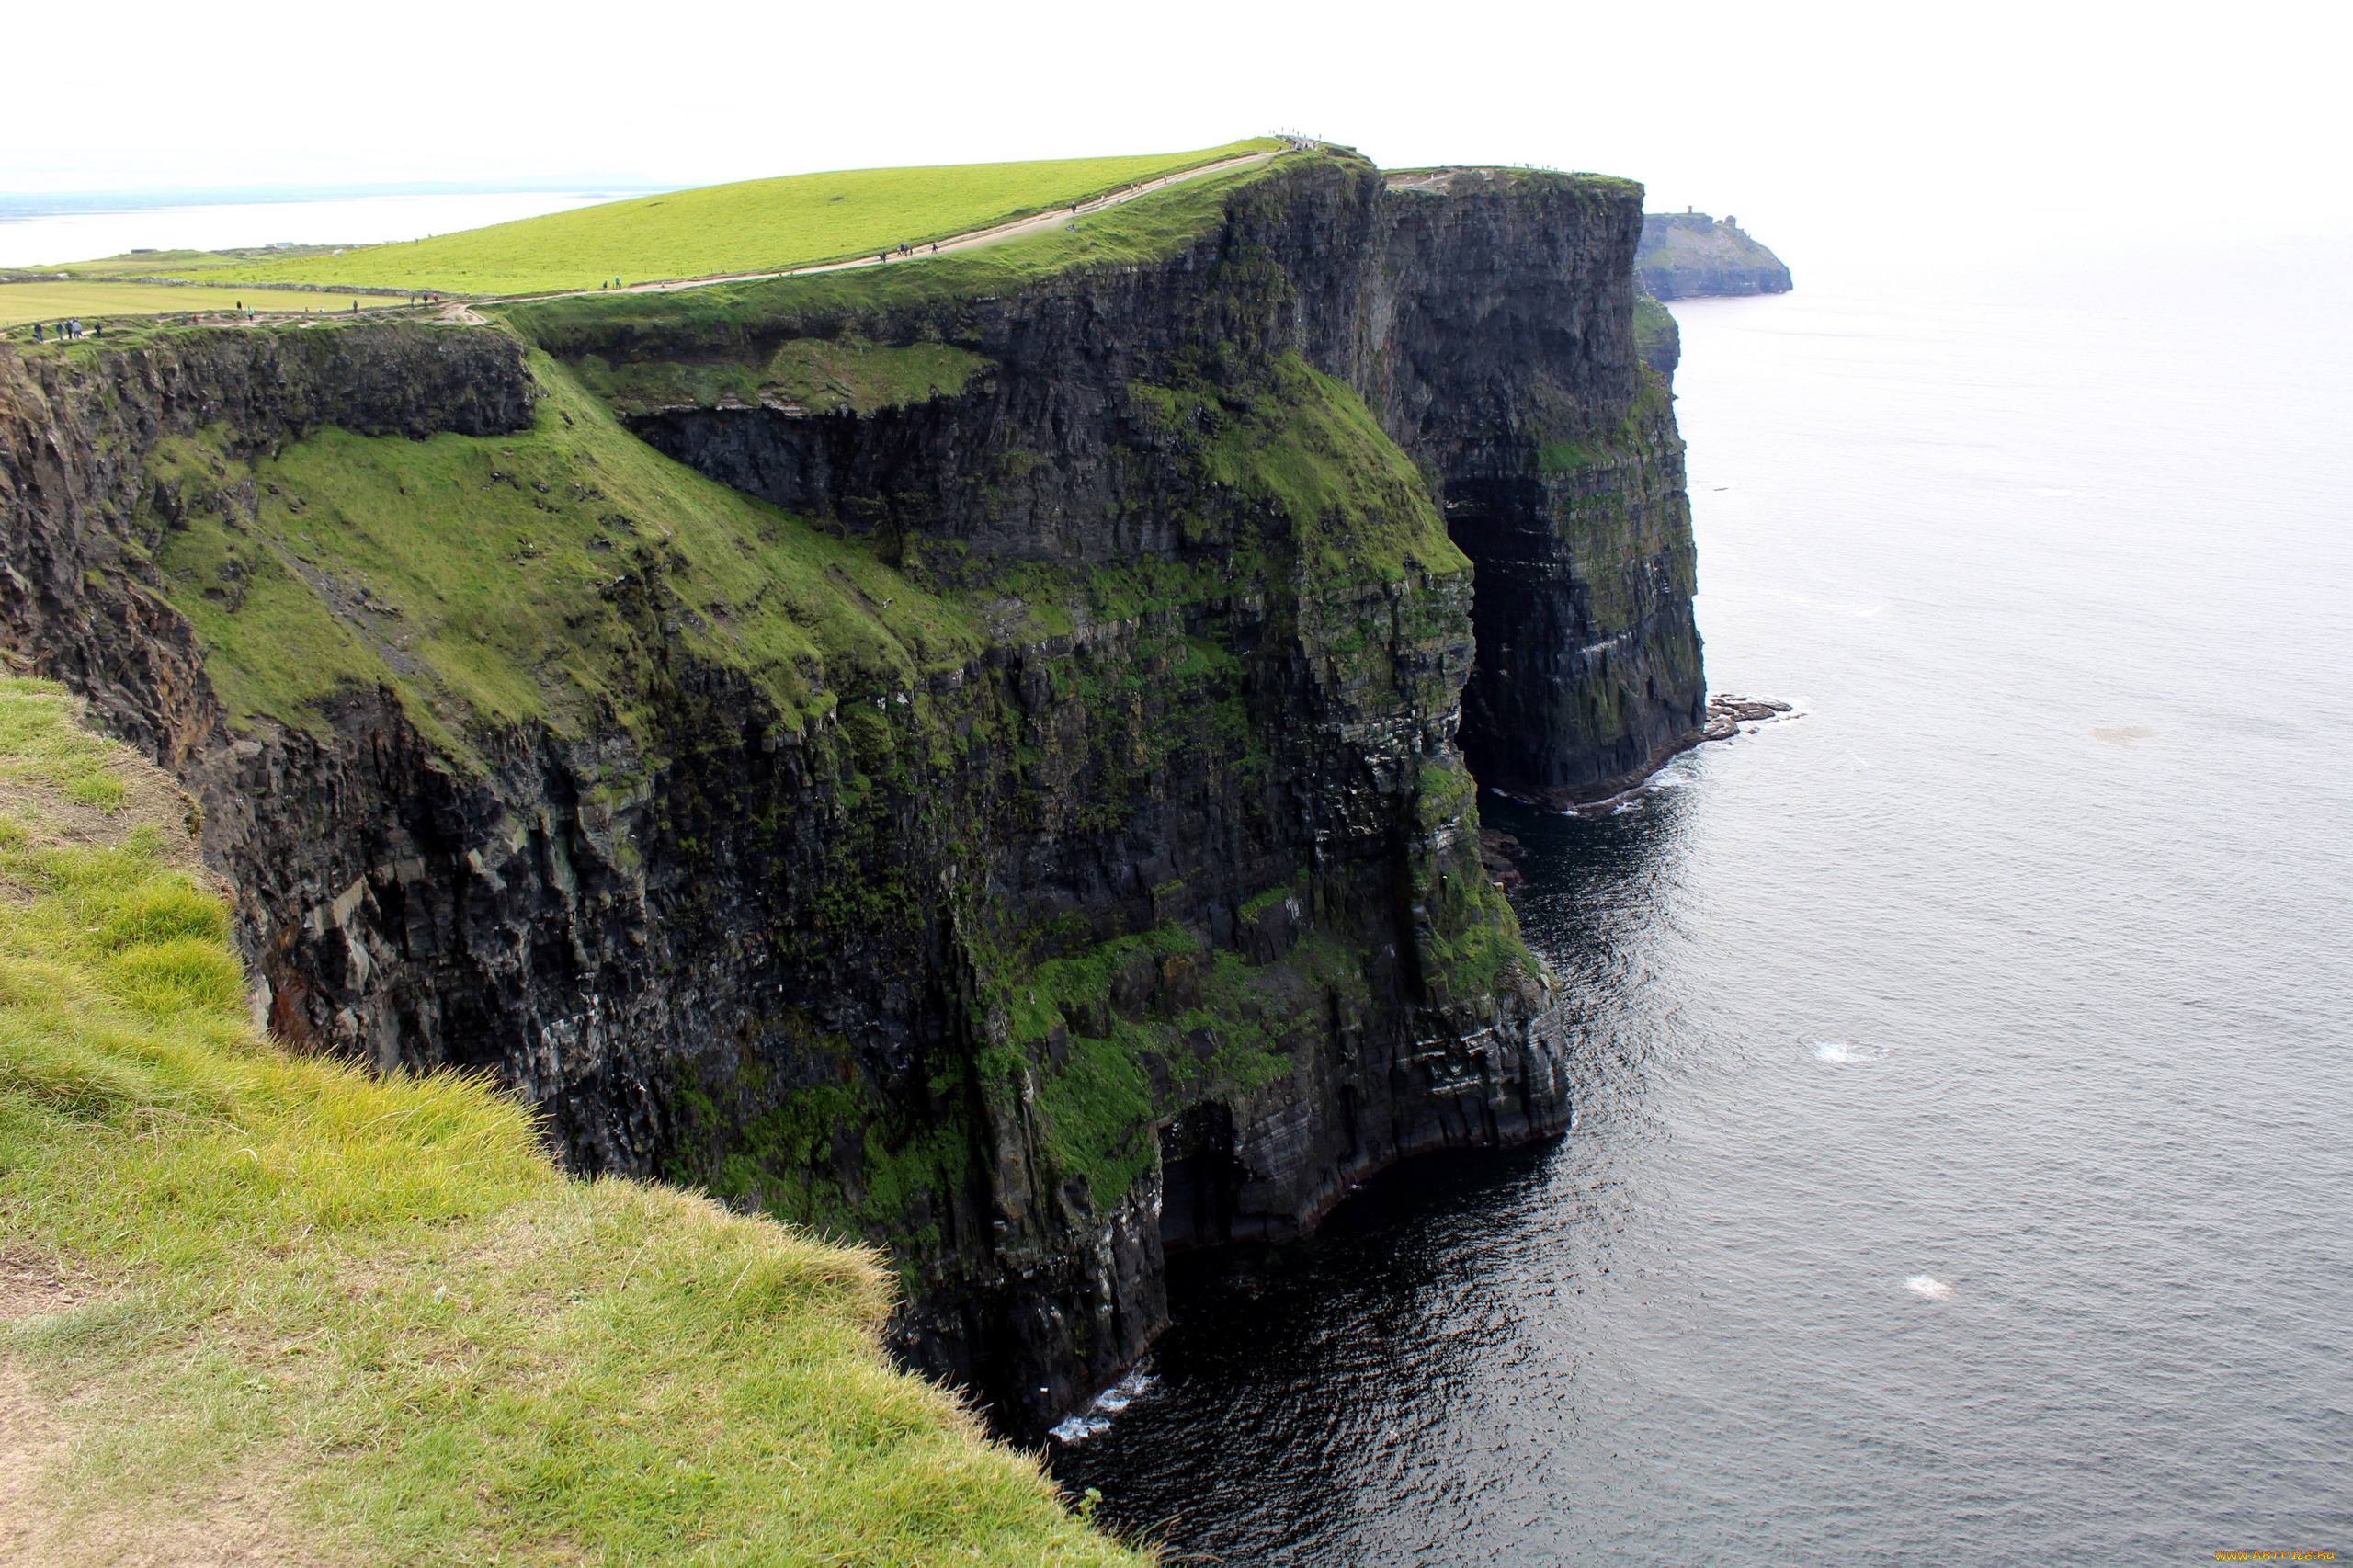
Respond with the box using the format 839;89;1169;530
1808;1040;1889;1063
1049;1367;1158;1444
1905;1275;1955;1301
1094;1369;1156;1413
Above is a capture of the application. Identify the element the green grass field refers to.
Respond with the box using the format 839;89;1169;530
189;140;1279;297
0;280;404;328
0;676;1143;1565
504;155;1300;364
149;346;983;760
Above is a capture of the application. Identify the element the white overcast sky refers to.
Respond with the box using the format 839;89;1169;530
5;0;2344;256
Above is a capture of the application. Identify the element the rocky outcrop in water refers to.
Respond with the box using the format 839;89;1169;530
0;148;1702;1436
1637;211;1793;300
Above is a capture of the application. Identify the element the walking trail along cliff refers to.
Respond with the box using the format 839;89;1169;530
518;148;1289;301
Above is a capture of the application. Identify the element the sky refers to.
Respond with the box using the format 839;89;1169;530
5;0;2347;262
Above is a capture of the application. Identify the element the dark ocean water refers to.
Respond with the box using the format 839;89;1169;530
1052;242;2353;1565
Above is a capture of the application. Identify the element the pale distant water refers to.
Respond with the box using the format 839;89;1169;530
1053;239;2353;1563
0;191;646;269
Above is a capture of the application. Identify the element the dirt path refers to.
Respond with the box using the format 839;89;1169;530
499;147;1289;306
0;1255;313;1565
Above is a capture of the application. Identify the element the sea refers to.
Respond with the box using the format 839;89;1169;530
1050;238;2353;1564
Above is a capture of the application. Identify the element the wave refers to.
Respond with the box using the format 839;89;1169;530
1050;1412;1112;1444
1807;1040;1889;1063
1904;1274;1956;1301
1049;1366;1158;1445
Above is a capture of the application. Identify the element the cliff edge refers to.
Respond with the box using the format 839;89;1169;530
0;676;1137;1564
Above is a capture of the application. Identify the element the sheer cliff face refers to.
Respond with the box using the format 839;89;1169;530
596;162;1704;807
1370;171;1705;805
0;153;1700;1434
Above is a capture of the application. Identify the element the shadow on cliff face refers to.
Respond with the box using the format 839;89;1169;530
1438;431;1709;810
1047;787;1698;1554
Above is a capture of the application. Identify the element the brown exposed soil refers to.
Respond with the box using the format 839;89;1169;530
0;1256;321;1565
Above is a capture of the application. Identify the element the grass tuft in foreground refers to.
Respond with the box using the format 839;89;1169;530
0;676;1142;1565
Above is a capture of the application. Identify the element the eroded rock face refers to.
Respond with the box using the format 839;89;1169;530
0;153;1700;1435
1379;172;1705;808
614;162;1707;812
0;323;532;756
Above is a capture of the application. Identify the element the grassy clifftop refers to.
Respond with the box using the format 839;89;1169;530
505;149;1294;356
148;341;982;763
131;152;1326;763
0;678;1142;1564
188;140;1279;297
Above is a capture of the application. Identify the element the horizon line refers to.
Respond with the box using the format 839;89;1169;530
0;179;688;220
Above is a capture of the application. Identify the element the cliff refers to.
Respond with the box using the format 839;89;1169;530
1637;210;1794;299
0;147;1703;1437
0;676;1141;1565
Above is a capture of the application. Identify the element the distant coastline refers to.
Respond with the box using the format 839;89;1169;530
0;180;674;221
1638;210;1792;299
0;189;667;271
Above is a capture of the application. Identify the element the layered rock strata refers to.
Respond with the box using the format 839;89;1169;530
0;149;1702;1433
